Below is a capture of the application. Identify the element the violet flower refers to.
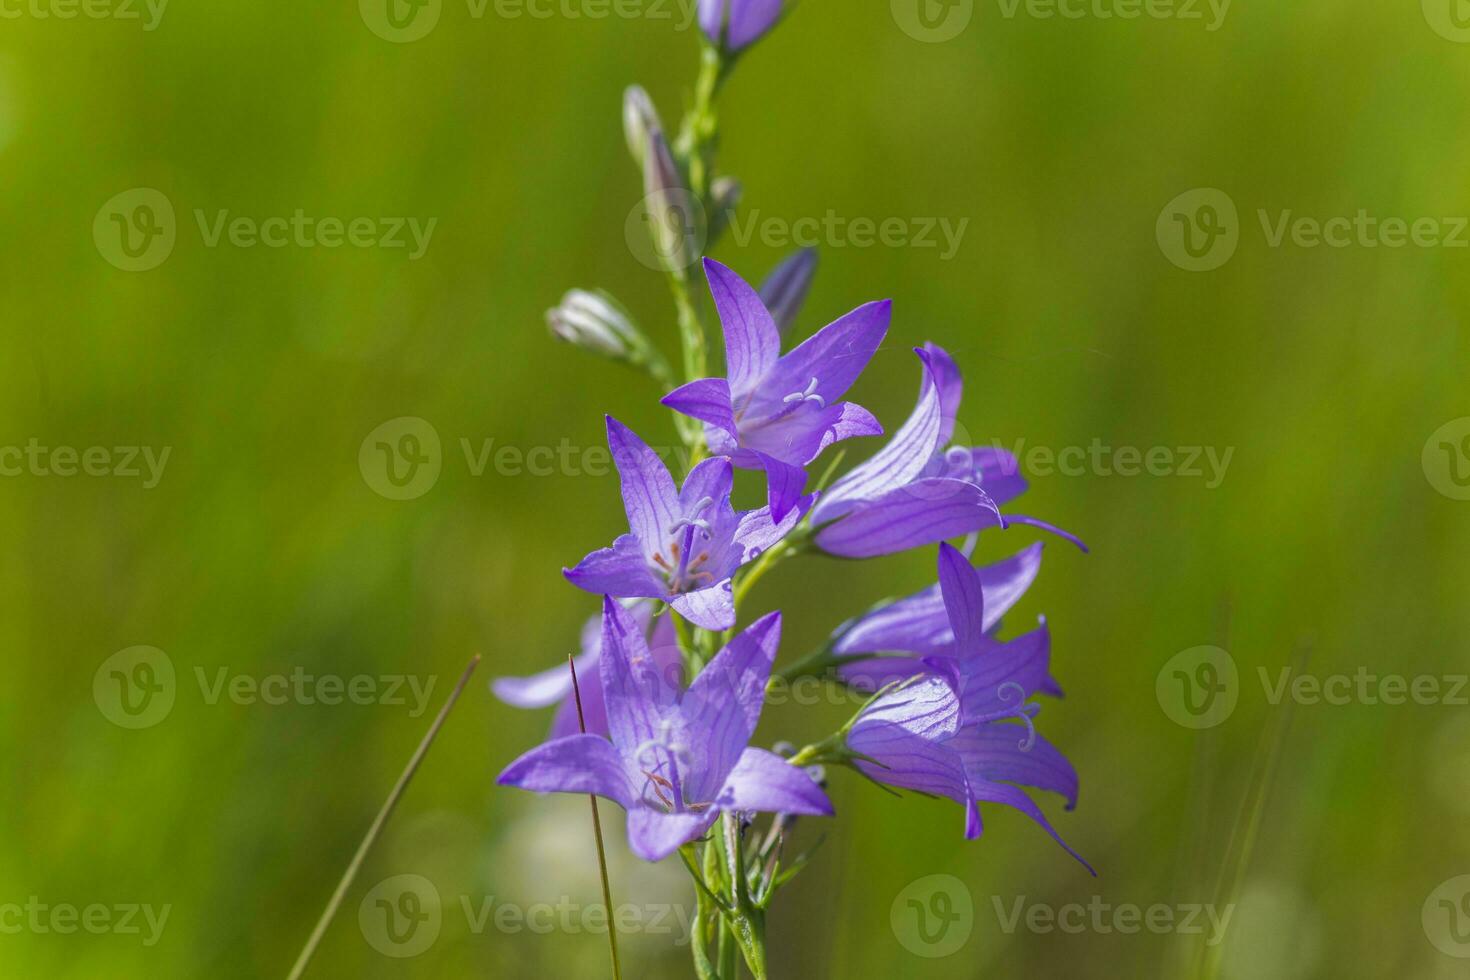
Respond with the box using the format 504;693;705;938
492;603;681;738
811;343;1086;559
844;544;1092;872
698;0;784;53
499;598;833;862
564;416;809;630
663;258;888;521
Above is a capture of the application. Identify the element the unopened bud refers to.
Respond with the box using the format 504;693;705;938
642;132;703;275
546;289;641;360
708;176;743;242
699;0;785;53
759;247;817;336
622;85;664;169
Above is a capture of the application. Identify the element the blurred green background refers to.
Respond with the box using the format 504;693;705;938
3;1;1470;976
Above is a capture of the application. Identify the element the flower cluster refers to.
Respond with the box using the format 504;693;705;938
497;3;1093;974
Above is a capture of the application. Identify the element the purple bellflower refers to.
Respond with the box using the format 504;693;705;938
492;602;681;738
564;416;810;631
844;544;1092;872
499;598;833;862
698;0;784;53
663;258;889;522
811;343;1086;559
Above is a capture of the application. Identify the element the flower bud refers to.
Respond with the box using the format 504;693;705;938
641;131;703;275
759;247;817;336
711;175;742;213
546;289;641;360
622;85;664;169
707;176;742;242
699;0;785;53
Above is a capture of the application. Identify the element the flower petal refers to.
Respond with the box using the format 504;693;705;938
626;808;718;862
606;416;681;550
679;456;734;512
598;597;681;755
937;541;986;655
662;377;738;441
716;747;833;816
923;342;964;447
833;544;1045;661
813;346;944;524
759;299;890;412
704;258;780;400
749;450;808;523
492;660;576;709
966;446;1029;506
669;581;736;631
813;479;1004;559
957;621;1055;722
678;612;782;797
497;734;636;809
967;778;1095;875
564;533;664;598
952;723;1079;807
732;493;812;559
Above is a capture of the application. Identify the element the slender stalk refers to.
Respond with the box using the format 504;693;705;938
1196;644;1305;980
570;656;623;980
285;655;480;980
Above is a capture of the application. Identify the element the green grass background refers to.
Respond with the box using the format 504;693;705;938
2;1;1469;976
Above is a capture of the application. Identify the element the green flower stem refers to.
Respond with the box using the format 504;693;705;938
678;44;726;200
682;845;723;980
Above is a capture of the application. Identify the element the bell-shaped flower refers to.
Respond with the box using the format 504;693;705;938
843;544;1092;872
564;416;809;630
663;259;888;521
499;599;833;862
